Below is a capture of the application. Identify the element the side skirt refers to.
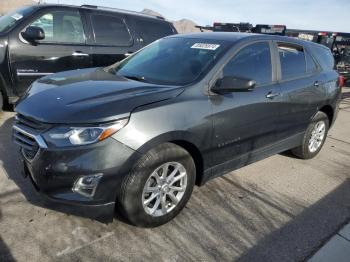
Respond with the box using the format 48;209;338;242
199;132;304;185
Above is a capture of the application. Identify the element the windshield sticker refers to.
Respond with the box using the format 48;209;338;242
11;13;23;20
191;43;220;50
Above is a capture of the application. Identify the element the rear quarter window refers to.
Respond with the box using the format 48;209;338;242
134;18;175;45
311;46;335;71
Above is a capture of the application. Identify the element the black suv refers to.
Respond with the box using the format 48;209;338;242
0;4;176;110
13;33;341;227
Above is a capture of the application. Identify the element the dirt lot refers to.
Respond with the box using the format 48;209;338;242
0;88;349;262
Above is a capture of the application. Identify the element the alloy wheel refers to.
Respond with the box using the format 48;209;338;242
142;162;188;217
308;121;326;153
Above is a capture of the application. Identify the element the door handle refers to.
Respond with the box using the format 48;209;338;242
72;51;89;57
314;81;320;87
266;92;281;99
124;52;133;57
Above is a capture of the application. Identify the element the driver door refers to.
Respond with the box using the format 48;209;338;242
9;7;91;97
210;41;281;174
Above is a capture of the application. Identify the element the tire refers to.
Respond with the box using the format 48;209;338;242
291;111;329;159
119;143;196;227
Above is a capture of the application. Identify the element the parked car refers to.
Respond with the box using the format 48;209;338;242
0;4;177;110
13;33;341;227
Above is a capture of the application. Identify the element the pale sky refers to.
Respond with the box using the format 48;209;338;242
46;0;349;32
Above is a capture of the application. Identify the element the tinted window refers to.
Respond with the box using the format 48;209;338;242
278;43;306;79
91;14;132;46
30;10;85;44
223;42;272;86
109;38;230;85
305;51;318;73
312;46;335;70
134;18;174;45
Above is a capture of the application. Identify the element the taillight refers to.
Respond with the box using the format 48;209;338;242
339;75;345;88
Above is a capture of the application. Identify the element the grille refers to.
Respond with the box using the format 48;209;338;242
15;114;50;132
13;114;50;160
13;130;39;159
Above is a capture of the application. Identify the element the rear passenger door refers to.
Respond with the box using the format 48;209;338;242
274;42;324;141
86;11;139;67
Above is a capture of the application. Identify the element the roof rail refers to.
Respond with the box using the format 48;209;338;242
80;4;165;20
81;4;97;9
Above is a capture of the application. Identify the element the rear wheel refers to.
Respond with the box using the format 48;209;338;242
291;111;329;159
119;143;196;227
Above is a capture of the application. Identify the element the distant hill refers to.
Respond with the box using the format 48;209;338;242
141;8;201;34
141;8;164;19
173;19;202;34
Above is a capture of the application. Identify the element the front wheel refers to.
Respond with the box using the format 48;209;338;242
291;111;329;159
119;143;196;227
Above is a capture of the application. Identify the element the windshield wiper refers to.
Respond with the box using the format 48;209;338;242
121;75;148;82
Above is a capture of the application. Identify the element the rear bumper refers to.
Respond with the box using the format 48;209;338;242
19;137;140;222
332;88;342;127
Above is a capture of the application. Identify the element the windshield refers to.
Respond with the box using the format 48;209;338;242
108;37;230;85
0;6;36;34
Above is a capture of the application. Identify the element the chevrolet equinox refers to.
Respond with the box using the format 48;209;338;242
13;33;341;227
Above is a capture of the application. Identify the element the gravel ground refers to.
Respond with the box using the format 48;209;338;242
0;87;349;262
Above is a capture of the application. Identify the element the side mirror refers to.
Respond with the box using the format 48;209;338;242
21;26;45;43
212;76;256;94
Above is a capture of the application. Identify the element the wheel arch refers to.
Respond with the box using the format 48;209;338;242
133;131;206;186
170;140;204;186
319;105;334;126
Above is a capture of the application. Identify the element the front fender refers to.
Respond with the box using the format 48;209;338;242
112;95;213;169
123;130;203;155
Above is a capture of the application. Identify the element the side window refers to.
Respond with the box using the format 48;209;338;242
312;46;335;70
29;10;85;44
278;43;306;79
90;14;132;46
305;50;318;73
223;42;272;86
134;18;174;45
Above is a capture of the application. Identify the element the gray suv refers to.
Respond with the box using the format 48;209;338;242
13;33;341;227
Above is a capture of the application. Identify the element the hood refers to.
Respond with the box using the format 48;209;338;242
15;68;184;124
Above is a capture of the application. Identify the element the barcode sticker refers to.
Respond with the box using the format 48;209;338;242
11;13;23;20
191;43;220;50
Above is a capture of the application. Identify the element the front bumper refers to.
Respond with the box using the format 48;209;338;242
19;137;140;222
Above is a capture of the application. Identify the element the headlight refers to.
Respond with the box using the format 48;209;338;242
43;119;128;147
